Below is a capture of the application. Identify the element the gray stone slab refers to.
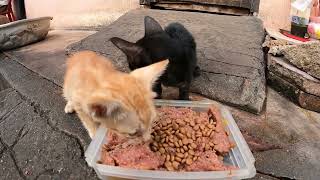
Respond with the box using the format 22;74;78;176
230;88;320;179
0;152;23;180
268;71;320;113
254;141;320;180
0;96;96;179
268;55;320;97
0;53;98;179
0;88;23;123
66;9;266;114
249;173;278;180
4;30;95;86
0;54;92;147
0;71;10;91
12;111;94;179
0;102;29;147
282;42;320;80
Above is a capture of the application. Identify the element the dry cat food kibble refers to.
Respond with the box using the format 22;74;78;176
99;106;236;171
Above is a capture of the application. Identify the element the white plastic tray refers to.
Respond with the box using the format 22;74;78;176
85;100;256;180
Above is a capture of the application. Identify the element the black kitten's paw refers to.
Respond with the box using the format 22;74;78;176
178;95;190;101
193;66;201;77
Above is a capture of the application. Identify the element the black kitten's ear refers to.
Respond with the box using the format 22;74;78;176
110;37;143;56
144;16;163;36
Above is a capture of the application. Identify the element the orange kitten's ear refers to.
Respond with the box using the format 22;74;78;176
130;59;169;89
88;101;121;118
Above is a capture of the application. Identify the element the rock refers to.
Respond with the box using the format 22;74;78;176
238;87;320;180
268;55;320;97
268;71;320;112
262;35;290;49
66;9;266;114
281;42;320;80
266;41;320;113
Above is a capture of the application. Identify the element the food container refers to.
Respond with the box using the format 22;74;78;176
85;100;256;180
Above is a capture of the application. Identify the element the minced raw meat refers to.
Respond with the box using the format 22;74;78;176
99;106;236;171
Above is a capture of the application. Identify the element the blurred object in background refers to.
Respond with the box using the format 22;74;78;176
13;0;26;20
290;0;313;38
259;0;291;31
0;14;9;24
24;0;139;30
308;0;320;39
310;0;319;16
0;0;15;22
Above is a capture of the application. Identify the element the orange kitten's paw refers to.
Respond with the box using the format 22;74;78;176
142;132;151;142
64;101;75;114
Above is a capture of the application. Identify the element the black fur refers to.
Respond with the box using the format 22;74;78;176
110;16;199;100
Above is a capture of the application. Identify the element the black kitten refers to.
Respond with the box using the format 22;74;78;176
110;16;200;100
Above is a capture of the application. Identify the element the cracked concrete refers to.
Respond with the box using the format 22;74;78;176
0;151;24;180
229;88;320;180
0;78;97;180
0;54;92;150
1;29;320;179
0;31;98;179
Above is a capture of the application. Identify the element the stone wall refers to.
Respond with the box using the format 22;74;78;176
24;0;140;29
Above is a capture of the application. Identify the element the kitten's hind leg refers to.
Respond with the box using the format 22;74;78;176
64;101;75;114
153;80;162;99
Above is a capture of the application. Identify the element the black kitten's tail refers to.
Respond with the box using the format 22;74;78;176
193;66;200;77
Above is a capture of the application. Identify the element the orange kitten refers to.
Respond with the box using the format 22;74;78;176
63;50;168;139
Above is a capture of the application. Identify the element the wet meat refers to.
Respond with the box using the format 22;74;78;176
100;106;236;171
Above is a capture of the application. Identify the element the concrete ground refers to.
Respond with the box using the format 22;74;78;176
1;30;320;180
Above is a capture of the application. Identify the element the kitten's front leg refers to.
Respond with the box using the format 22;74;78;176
64;101;75;113
178;82;190;100
152;80;162;99
76;110;99;138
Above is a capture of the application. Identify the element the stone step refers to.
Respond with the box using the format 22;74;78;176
66;9;266;114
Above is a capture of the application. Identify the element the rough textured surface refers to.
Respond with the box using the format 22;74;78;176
268;55;320;97
267;53;320;113
255;88;320;180
250;173;279;180
1;29;320;180
4;30;96;86
268;71;320;113
230;88;320;180
66;9;266;114
282;42;320;80
0;54;98;179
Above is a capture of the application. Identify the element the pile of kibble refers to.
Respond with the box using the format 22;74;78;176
150;107;224;171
